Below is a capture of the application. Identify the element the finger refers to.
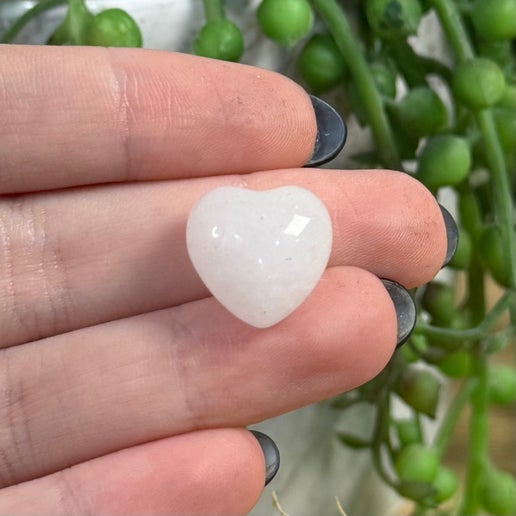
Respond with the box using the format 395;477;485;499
0;169;445;348
0;266;396;486
0;45;316;194
0;429;265;515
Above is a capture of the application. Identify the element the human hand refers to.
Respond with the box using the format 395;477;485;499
0;45;450;515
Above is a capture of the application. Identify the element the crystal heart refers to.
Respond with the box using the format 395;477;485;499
186;186;332;328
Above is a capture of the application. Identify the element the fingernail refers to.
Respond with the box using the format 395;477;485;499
251;430;280;486
304;95;347;167
439;204;459;267
381;279;416;348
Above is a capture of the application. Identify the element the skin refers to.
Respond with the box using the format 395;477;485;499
0;45;447;515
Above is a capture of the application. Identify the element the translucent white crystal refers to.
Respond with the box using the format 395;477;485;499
186;186;332;328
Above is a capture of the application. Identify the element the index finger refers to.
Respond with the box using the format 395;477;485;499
0;45;317;193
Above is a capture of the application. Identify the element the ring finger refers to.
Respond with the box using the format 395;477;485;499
0;266;398;487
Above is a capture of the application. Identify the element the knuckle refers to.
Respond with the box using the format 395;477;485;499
55;468;94;515
105;48;137;182
0;352;32;487
0;198;71;346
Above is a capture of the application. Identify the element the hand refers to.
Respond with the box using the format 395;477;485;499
0;45;448;515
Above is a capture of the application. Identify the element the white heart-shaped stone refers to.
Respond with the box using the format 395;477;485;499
186;186;332;328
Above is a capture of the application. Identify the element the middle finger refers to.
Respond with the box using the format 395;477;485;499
0;169;446;348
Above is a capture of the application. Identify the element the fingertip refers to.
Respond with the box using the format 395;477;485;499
353;170;448;288
391;172;449;285
190;428;266;515
84;428;267;516
287;266;398;390
0;429;266;516
163;428;266;515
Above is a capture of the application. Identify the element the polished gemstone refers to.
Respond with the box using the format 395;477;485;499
186;186;332;328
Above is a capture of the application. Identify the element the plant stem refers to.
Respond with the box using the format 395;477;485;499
202;0;224;22
433;378;476;458
312;0;401;169
372;405;399;489
370;354;405;489
459;347;489;515
415;290;514;342
330;394;363;410
66;0;92;45
0;0;67;43
430;0;473;61
452;255;488;515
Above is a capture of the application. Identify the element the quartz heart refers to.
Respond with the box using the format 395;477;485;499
186;186;332;328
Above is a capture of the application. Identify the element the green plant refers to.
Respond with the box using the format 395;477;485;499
487;365;516;405
256;0;314;46
365;0;423;40
84;8;142;47
297;33;347;93
2;1;515;514
302;1;515;514
432;465;459;503
453;57;506;110
395;444;440;483
416;135;472;190
193;0;243;61
478;466;516;515
194;19;243;61
1;0;141;47
470;0;516;42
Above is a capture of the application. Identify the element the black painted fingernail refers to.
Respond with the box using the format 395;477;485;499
439;204;459;268
381;279;416;348
304;95;347;167
251;430;280;486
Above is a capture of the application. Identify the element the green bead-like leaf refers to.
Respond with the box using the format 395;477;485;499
395;369;441;418
336;432;372;449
